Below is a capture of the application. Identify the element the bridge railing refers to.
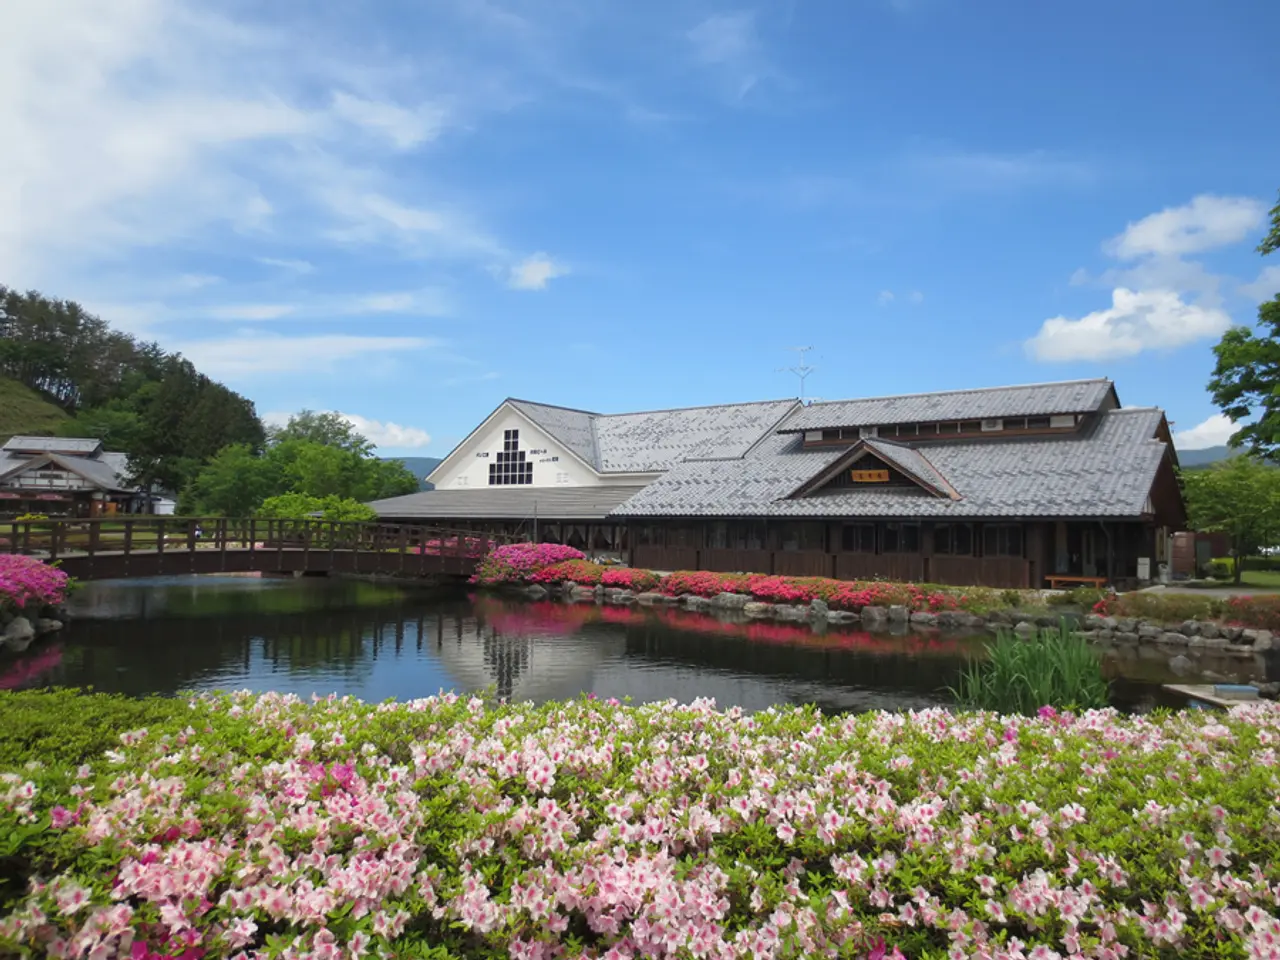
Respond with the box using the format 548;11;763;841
0;517;523;563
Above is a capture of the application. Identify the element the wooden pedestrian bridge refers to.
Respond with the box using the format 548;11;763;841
0;518;520;581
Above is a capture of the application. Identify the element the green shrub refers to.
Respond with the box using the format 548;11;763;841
257;493;377;523
1100;591;1224;624
998;588;1023;607
1208;557;1234;580
952;623;1109;715
1045;585;1109;607
0;689;190;769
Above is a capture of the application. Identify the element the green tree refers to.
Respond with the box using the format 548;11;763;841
257;493;378;523
56;405;146;452
269;410;373;456
1180;457;1280;583
1208;190;1280;459
181;444;282;516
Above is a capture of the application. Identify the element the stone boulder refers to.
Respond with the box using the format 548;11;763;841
36;618;64;634
743;602;774;619
1137;622;1162;641
860;605;888;626
1115;618;1137;633
1115;631;1140;645
774;604;808;621
711;592;752;610
604;588;636;604
826;610;859;624
522;584;549;600
1168;655;1195;677
808;598;830;619
1222;626;1244;641
635;592;665;605
1013;620;1037;637
684;595;713;612
1199;621;1221;639
1157;632;1189;647
887;605;910;624
1;617;35;650
909;611;938;627
1179;620;1202;638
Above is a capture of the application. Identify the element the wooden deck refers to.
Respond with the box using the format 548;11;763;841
0;517;519;581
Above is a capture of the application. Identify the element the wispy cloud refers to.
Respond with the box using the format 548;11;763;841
906;147;1094;192
257;257;315;274
207;303;297;321
177;333;436;378
687;11;772;101
507;253;569;291
876;289;924;306
1240;265;1280;304
264;409;433;449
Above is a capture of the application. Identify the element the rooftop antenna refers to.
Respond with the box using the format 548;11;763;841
777;346;816;402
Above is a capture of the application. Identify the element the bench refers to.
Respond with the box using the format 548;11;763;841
1045;575;1107;590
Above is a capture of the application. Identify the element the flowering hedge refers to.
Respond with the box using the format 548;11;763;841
471;543;587;585
0;555;70;613
1093;592;1280;631
3;692;1280;960
474;545;995;614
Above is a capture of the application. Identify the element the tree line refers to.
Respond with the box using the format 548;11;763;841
1185;188;1280;581
1;287;417;516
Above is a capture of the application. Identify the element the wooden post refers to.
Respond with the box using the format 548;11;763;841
89;520;100;556
248;519;257;559
123;519;133;558
218;518;228;571
49;521;61;561
156;518;166;556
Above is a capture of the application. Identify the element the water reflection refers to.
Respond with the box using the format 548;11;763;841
0;576;1272;712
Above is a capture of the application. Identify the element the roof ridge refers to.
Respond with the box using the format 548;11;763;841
506;398;601;417
803;377;1112;408
598;398;797;419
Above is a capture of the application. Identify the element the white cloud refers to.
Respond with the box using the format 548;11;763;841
508;253;568;291
908;290;924;304
877;290;895;305
353;292;416;313
1106;195;1266;260
206;303;296;321
178;333;433;377
1173;413;1237;451
1026;288;1231;362
1240;265;1280;303
877;289;923;306
339;413;432;450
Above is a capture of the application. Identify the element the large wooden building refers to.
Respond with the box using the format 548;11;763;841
369;379;1186;589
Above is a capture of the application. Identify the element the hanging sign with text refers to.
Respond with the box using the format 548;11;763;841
850;469;890;483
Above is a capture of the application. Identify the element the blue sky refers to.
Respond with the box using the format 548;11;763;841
6;0;1278;455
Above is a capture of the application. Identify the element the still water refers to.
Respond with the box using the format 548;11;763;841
2;576;1267;712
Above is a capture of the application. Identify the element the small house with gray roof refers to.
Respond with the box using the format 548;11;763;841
369;378;1186;588
0;436;144;518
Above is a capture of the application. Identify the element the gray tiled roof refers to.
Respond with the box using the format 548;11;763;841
593;400;800;472
0;450;135;492
2;436;104;455
611;408;1167;519
506;398;800;474
781;379;1115;431
368;485;645;521
508;401;599;468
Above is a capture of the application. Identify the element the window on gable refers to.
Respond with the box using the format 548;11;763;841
982;524;1024;557
490;430;534;485
821;429;842;442
960;420;982;433
1002;417;1027;430
882;522;920;553
895;423;918;437
934;523;972;556
1026;416;1051;429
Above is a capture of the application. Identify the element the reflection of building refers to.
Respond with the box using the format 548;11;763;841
0;437;145;518
371;380;1187;588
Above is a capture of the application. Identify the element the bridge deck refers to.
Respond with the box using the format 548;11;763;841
1;518;517;581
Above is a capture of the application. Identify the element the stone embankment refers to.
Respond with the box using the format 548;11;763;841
0;607;67;652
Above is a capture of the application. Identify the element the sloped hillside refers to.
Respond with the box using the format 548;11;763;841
0;377;69;444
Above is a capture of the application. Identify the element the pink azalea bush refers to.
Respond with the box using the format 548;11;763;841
659;571;969;613
471;543;588;585
4;692;1280;960
0;555;70;612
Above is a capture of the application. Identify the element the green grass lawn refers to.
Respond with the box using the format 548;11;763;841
1239;568;1280;591
0;377;69;442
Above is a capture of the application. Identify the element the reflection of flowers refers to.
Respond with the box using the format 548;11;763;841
469;594;966;655
417;537;489;558
0;644;64;690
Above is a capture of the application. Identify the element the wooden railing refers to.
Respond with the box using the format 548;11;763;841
0;517;521;567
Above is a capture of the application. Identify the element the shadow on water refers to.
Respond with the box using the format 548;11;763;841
2;576;1275;712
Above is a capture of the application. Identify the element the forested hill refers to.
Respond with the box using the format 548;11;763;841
0;285;264;493
382;456;443;491
0;376;70;444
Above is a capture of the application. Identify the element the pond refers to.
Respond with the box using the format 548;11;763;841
3;575;1274;712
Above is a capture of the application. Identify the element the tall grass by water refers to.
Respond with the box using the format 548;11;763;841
952;622;1109;714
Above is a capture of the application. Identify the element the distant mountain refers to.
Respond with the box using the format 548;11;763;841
381;456;442;491
1180;445;1230;469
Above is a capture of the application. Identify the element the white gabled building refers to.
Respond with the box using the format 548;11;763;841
367;397;801;551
